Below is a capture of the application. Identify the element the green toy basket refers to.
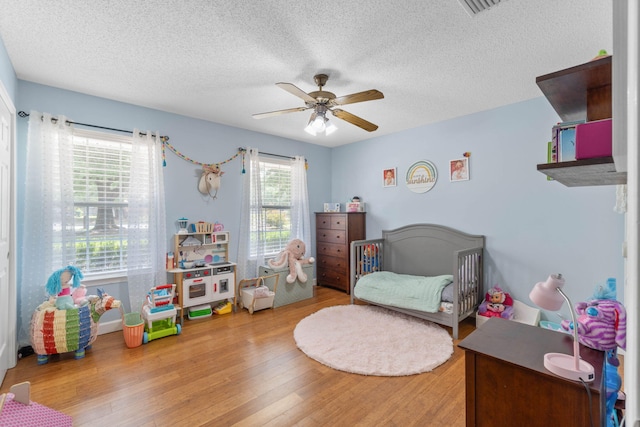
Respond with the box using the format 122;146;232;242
123;312;144;348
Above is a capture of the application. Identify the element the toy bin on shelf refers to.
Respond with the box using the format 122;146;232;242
123;312;144;348
259;264;314;307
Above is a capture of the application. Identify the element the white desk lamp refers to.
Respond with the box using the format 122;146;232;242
529;273;595;382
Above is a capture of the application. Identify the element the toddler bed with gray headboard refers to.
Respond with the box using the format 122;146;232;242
349;224;484;339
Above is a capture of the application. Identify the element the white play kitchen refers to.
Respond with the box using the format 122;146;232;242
167;223;236;324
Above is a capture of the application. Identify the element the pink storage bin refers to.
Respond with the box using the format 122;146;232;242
575;118;612;159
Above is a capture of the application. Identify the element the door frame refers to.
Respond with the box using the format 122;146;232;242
0;78;17;385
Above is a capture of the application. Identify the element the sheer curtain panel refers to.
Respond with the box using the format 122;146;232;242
290;156;311;247
126;130;167;312
237;148;266;281
19;111;76;346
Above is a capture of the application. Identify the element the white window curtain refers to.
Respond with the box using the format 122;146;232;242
126;130;167;312
237;148;265;281
236;149;311;281
19;111;76;346
290;155;311;247
18;112;166;347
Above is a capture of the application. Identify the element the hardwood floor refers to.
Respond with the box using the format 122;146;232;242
1;286;476;427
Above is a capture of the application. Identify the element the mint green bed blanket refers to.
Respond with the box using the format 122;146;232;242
353;271;453;313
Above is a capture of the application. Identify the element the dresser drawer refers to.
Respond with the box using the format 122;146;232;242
316;255;348;275
316;228;347;245
316;214;348;230
316;266;349;292
316;242;348;259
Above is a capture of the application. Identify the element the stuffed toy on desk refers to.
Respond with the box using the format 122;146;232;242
477;285;514;320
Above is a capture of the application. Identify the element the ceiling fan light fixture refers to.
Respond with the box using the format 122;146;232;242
311;114;326;132
304;123;317;136
325;119;338;135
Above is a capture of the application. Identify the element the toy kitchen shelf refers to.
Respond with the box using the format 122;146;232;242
168;231;236;325
535;55;627;187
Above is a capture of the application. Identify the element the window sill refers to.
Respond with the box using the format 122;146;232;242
82;271;127;287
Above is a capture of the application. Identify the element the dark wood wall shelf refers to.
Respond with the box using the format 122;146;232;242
535;55;623;186
537;157;627;187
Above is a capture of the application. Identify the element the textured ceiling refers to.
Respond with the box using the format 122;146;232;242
0;1;612;147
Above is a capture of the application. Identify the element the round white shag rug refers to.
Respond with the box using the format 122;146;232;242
293;305;453;376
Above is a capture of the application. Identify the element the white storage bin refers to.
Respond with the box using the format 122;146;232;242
476;299;540;328
240;286;275;314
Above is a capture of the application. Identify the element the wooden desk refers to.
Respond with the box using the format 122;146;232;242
458;318;604;427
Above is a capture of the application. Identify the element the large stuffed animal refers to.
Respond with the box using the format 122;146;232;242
560;280;626;427
268;239;315;283
560;298;626;352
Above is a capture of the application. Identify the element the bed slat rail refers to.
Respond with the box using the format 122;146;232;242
454;247;484;321
350;239;384;303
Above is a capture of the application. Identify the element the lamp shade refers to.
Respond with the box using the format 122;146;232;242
529;273;566;311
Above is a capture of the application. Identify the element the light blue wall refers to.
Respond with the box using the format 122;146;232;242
332;97;625;320
0;34;17;102
4;23;624;323
15;81;332;315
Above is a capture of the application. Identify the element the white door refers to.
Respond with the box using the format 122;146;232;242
0;81;16;385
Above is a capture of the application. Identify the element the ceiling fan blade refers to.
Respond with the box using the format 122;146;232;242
331;109;379;132
329;89;384;106
276;82;317;104
252;107;309;119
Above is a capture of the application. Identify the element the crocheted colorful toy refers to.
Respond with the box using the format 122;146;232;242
31;288;121;364
477;286;514;319
268;239;315;283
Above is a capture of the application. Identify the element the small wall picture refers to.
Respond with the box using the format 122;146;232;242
383;167;397;187
450;158;469;182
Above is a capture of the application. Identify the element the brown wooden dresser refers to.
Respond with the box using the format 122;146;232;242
315;212;366;294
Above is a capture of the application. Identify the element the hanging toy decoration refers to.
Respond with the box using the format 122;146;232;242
198;164;225;199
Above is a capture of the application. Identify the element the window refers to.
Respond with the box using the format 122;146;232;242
251;157;292;257
71;129;135;275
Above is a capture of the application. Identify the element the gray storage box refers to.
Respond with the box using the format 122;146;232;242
259;264;314;307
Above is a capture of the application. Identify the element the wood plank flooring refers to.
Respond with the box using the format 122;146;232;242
1;286;476;427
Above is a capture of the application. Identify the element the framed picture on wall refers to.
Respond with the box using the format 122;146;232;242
383;167;397;187
450;158;469;182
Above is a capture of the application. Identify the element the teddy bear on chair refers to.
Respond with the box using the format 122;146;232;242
478;285;514;320
268;239;315;283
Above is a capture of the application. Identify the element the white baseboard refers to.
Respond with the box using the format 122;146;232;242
98;319;123;335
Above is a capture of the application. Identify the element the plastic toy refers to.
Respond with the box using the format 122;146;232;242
477;286;514;319
267;239;315;283
141;284;181;343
